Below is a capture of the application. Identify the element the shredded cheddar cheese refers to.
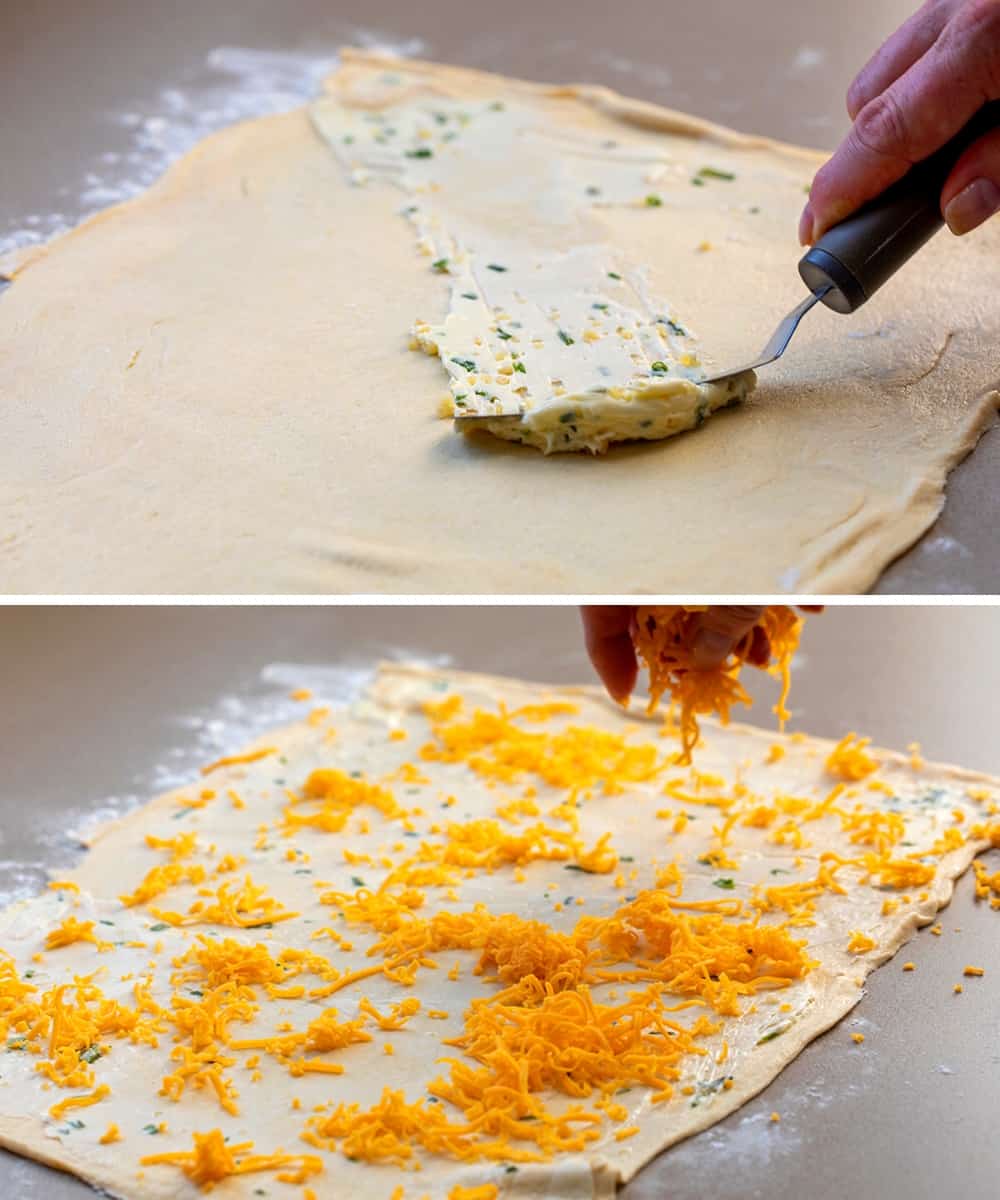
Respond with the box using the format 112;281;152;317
632;606;802;763
825;734;879;781
141;1128;322;1188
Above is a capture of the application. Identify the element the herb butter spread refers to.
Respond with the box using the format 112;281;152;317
311;69;754;452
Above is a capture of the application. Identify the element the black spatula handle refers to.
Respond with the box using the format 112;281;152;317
798;101;1000;313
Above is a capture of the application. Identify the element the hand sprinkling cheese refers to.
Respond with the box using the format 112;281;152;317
582;606;820;762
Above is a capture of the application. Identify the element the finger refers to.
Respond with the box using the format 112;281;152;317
580;606;637;704
802;10;1000;243
846;0;951;120
942;127;1000;233
690;606;765;670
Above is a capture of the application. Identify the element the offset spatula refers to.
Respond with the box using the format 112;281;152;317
703;99;1000;385
458;101;999;421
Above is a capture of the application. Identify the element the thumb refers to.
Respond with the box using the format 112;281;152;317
942;127;1000;236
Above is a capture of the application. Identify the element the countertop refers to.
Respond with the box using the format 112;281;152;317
1;604;998;1197
4;0;999;593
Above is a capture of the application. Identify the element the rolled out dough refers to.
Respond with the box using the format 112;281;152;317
1;50;997;591
0;663;997;1199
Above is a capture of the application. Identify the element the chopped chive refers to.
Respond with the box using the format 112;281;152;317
650;361;668;373
698;166;736;181
143;1124;160;1135
450;357;477;372
431;258;450;274
557;330;574;346
691;176;705;187
460;292;477;300
149;922;169;932
512;361;526;374
486;263;508;272
351;876;366;888
405;147;433;159
607;271;622;280
496;328;513;340
645;194;663;206
713;877;736;890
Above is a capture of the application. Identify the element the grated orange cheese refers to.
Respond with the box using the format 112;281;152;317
49;1083;110;1120
141;1128;323;1188
825;734;879;781
632;606;802;764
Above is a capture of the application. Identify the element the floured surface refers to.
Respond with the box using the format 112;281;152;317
2;50;998;590
0;662;998;1199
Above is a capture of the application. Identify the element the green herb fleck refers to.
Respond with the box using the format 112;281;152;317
512;361;526;374
405;147;433;159
645;193;663;206
713;878;736;890
486;263;508;272
557;330;574;346
79;1044;103;1064
698;166;736;181
431;258;450;274
607;271;622;280
450;357;477;372
351;876;366;888
461;292;478;300
149;922;169;932
143;1124;160;1135
496;328;513;340
650;361;668;373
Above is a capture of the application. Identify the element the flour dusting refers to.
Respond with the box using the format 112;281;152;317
0;34;423;257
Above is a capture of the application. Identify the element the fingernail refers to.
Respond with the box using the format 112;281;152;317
798;203;814;247
944;178;1000;236
691;629;732;669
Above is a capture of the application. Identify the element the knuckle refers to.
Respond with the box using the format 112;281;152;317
954;0;1000;40
854;91;912;162
846;76;866;116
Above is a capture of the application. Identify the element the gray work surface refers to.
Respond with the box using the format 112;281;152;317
4;0;999;595
1;604;998;1198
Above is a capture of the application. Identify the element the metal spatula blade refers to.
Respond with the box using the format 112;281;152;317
700;289;826;385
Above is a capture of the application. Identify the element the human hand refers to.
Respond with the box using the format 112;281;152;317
580;605;767;703
799;0;1000;245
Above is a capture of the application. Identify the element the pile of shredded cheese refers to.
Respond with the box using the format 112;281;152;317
632;606;803;763
0;666;996;1199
